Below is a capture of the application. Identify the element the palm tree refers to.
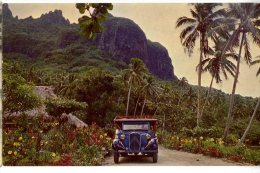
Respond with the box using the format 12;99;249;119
237;97;260;145
178;77;189;88
59;74;81;98
176;3;226;127
133;86;144;116
251;56;260;77
237;56;260;145
222;4;260;143
199;39;237;118
140;76;160;116
125;58;147;116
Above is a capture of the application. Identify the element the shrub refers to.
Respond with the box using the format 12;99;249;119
45;97;87;117
158;131;260;165
180;126;221;138
3;115;112;166
73;145;103;166
3;73;42;112
227;134;239;145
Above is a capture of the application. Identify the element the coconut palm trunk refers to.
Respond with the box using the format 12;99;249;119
133;95;140;116
223;32;245;143
162;113;166;134
201;74;214;118
237;97;260;146
197;34;204;127
125;76;132;116
153;106;158;116
140;94;146;116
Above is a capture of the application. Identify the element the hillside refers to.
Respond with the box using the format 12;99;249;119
3;4;176;80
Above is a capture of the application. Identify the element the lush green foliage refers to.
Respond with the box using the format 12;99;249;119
76;3;113;39
3;62;42;112
45;97;87;117
3;3;260;166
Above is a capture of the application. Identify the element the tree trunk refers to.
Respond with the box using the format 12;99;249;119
140;95;146;116
197;33;204;127
223;32;245;143
125;77;132;116
201;74;214;119
153;106;158;116
162;113;166;134
237;97;260;145
134;94;140;116
86;101;94;124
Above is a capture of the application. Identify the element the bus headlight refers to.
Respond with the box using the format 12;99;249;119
146;133;151;140
120;134;126;140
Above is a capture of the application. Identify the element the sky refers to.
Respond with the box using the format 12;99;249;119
7;3;260;98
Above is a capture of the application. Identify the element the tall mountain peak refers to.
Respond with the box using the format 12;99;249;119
3;4;13;19
39;9;70;25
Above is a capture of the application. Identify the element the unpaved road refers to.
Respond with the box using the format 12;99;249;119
103;145;243;166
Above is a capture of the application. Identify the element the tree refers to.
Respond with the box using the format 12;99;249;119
57;73;81;97
76;3;113;39
45;97;87;117
237;55;260;145
2;62;42;113
125;58;147;116
3;74;42;113
178;77;189;88
199;38;237;118
222;4;260;143
251;56;260;77
140;76;160;116
237;97;260;145
64;68;118;125
176;3;226;127
133;86;143;116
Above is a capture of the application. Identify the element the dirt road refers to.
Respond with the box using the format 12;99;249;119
103;145;242;166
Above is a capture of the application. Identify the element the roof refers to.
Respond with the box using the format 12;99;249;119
114;115;157;122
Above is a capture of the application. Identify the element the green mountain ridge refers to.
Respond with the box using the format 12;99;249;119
3;4;176;80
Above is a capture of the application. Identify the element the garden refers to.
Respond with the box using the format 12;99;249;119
3;115;112;166
158;128;260;165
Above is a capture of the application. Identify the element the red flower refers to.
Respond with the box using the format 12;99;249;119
228;155;242;162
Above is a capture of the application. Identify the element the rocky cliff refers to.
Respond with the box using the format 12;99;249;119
94;16;176;80
3;4;176;80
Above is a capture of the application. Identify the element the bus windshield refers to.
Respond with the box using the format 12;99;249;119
122;123;149;130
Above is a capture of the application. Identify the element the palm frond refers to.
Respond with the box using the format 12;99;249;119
225;53;239;61
206;8;227;21
253;19;260;27
176;16;196;28
220;27;240;61
196;58;211;72
243;35;252;64
179;25;196;42
224;62;236;77
182;29;199;52
251;56;260;67
256;68;260;76
221;65;228;79
190;9;199;20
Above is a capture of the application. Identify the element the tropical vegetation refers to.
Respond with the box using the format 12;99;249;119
2;3;260;165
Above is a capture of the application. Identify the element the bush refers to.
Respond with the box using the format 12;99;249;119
3;115;112;166
3;73;42;112
45;97;87;117
73;145;103;166
180;126;221;138
227;134;239;145
158;131;260;165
